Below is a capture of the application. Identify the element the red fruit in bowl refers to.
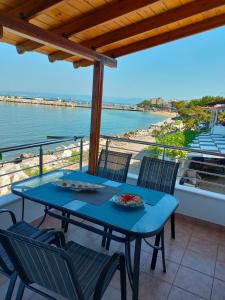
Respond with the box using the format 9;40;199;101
120;194;135;202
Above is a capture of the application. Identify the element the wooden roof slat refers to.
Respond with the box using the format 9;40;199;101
7;0;63;20
16;0;158;54
105;12;225;58
74;11;225;68
49;0;225;62
0;11;116;67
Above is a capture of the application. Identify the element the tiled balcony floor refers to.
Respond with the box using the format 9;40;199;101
1;214;225;300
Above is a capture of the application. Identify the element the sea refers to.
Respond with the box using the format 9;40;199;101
0;93;166;150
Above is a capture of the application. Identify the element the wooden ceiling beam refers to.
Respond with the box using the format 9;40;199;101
74;12;225;68
0;12;117;68
50;0;225;62
7;0;63;20
16;0;158;53
106;12;225;58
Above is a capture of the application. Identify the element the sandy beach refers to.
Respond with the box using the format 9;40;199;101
106;116;175;174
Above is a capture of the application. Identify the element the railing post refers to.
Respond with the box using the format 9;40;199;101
39;146;43;175
162;147;166;160
106;138;109;152
79;138;83;172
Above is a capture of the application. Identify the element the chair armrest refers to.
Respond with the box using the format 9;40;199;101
0;209;17;225
93;252;122;300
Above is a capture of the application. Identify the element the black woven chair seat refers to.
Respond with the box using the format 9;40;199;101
0;221;55;273
8;221;43;237
65;241;119;299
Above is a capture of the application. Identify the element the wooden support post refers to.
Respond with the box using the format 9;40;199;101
0;26;3;38
88;61;104;175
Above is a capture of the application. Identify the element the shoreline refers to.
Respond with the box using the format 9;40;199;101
0;117;174;195
0;96;176;116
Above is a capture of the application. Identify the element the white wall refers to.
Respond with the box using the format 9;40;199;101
0;194;45;229
175;184;225;226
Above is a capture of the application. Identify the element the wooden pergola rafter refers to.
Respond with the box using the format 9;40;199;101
1;0;225;174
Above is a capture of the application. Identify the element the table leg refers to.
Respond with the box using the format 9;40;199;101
150;232;161;270
21;197;24;221
132;237;142;300
125;238;133;286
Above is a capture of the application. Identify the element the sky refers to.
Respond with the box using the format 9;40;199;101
0;25;225;101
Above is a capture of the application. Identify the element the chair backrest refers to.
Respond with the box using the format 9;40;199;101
137;156;179;195
96;149;132;183
0;230;84;300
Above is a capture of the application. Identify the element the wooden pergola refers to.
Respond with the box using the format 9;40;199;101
1;0;225;174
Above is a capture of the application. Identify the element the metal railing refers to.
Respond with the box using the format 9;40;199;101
0;136;89;194
100;135;225;194
0;133;225;196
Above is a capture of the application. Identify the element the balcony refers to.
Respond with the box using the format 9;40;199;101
0;136;225;299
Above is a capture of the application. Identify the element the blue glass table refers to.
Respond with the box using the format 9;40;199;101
12;170;179;300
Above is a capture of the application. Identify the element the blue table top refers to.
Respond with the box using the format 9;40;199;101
12;170;179;237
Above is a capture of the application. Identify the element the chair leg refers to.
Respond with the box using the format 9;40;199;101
5;272;17;300
171;213;175;239
61;212;70;233
150;232;161;270
161;228;166;273
119;255;127;300
106;229;112;251
101;226;108;248
64;213;70;233
15;282;25;300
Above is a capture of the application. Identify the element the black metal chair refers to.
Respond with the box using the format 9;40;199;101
96;149;132;183
0;229;127;300
0;209;62;300
137;157;179;272
97;149;132;250
137;156;179;239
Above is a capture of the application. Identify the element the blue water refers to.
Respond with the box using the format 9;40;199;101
0;102;166;147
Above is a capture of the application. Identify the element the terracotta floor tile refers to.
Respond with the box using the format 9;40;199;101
217;245;225;263
174;266;213;299
164;229;191;248
102;286;132;300
165;241;186;264
215;261;225;281
168;286;205;300
140;237;155;254
139;272;171;300
110;271;133;296
130;244;150;272
187;237;218;258
142;255;179;284
211;278;225;300
67;227;103;251
192;225;221;244
217;231;225;247
181;249;216;276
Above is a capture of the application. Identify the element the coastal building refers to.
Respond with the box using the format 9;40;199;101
1;1;225;299
147;97;164;107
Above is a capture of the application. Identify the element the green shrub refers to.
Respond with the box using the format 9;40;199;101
22;166;48;177
145;130;198;159
68;151;80;163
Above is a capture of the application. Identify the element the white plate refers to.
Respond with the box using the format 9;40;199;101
55;179;104;191
111;194;144;208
